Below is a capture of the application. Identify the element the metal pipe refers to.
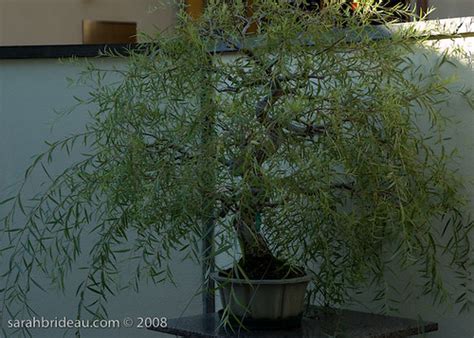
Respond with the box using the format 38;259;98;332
202;221;215;313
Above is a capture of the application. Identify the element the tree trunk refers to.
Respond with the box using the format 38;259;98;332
234;207;273;260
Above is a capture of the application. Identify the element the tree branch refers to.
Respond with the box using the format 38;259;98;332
331;182;354;191
286;122;327;137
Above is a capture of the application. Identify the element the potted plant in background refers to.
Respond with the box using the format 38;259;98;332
1;0;473;335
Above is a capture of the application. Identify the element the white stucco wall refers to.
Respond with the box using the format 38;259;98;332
347;18;474;338
408;33;474;338
0;58;201;337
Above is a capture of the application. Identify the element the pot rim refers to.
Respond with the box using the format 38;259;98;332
210;272;312;285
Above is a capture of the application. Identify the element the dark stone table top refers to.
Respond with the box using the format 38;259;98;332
149;306;438;337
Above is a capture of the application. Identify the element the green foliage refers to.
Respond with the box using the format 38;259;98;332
1;0;474;334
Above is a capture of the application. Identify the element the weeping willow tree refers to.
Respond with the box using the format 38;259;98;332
1;0;474;334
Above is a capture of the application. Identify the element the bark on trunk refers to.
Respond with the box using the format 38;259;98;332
234;217;272;259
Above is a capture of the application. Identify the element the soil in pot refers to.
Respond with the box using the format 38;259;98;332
219;253;305;280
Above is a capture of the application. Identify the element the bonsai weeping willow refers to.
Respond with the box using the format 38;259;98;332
1;0;474;330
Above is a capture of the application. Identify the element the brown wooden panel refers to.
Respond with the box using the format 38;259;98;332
417;0;429;15
82;20;137;45
186;0;206;20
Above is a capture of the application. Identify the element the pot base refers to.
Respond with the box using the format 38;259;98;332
218;309;303;330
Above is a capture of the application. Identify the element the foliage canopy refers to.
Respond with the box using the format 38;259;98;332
1;0;474;334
